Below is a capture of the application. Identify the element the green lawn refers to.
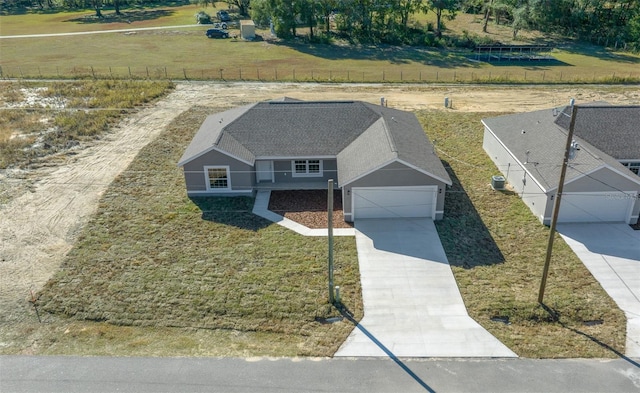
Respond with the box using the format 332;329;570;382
1;5;638;83
0;3;632;358
0;3;208;35
421;111;626;358
0;104;623;358
24;106;363;357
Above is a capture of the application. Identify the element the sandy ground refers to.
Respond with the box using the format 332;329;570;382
1;82;639;324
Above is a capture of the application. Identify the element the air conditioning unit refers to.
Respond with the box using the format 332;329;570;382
491;175;506;190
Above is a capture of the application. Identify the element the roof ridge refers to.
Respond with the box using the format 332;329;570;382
359;102;399;154
216;103;259;144
381;117;398;153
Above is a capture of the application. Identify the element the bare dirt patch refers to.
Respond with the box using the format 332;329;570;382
268;190;353;229
1;82;638;344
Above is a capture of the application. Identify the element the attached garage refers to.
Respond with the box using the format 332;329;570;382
482;106;640;226
352;186;437;219
558;192;636;223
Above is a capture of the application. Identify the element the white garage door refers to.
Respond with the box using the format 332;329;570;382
558;192;635;223
352;186;437;219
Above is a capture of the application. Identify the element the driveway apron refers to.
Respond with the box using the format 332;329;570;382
558;223;640;358
335;218;517;358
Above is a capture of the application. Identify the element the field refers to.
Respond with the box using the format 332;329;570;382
0;82;636;358
1;5;639;83
0;2;638;358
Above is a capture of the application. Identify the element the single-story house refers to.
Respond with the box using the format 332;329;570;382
178;98;452;222
482;104;640;225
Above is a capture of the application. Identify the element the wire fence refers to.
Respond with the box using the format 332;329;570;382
1;64;639;84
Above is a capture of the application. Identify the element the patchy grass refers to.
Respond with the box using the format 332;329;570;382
26;106;362;357
419;111;626;358
0;80;173;169
1;105;625;358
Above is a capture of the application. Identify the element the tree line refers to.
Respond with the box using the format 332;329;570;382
2;0;639;50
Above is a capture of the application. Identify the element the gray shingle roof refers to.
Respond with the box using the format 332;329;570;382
180;99;451;186
222;101;381;157
482;105;640;192
555;105;640;160
337;117;397;185
177;103;256;166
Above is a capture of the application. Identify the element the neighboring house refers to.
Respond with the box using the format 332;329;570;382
482;104;640;225
178;98;452;222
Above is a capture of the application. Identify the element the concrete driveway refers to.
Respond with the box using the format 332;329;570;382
335;218;517;358
557;223;640;358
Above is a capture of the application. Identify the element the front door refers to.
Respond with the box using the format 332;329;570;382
256;160;273;183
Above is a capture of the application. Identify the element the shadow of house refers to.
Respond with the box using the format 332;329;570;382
435;161;505;269
354;217;451;263
190;196;272;232
557;223;640;261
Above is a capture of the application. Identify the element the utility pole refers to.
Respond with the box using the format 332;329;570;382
538;105;579;304
328;179;335;304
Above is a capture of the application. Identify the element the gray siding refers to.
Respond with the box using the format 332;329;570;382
273;159;338;184
484;129;640;225
565;167;640;193
484;128;549;223
182;149;254;195
342;161;447;220
561;167;640;224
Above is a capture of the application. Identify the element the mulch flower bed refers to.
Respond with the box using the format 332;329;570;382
268;190;354;229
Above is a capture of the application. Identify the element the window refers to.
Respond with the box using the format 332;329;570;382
291;160;323;177
205;166;230;190
622;162;640;176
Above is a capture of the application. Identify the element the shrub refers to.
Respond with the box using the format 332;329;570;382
195;11;212;24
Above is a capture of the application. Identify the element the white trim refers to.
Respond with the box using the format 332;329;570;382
342;158;452;187
256;155;335;160
187;189;253;195
557;164;640;192
351;185;438;220
178;145;254;167
554;191;637;224
256;160;275;183
343;159;395;186
483;123;640;194
204;165;232;191
396;158;453;186
291;159;324;178
482;124;550;193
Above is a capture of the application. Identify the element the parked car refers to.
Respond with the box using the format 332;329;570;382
206;28;229;38
216;10;231;22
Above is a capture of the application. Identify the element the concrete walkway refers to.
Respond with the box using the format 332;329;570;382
558;223;640;358
335;218;517;358
252;190;355;236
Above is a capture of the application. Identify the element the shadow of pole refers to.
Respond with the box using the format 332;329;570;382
336;304;436;392
540;302;640;369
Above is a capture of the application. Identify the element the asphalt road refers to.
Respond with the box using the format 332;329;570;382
2;355;640;393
